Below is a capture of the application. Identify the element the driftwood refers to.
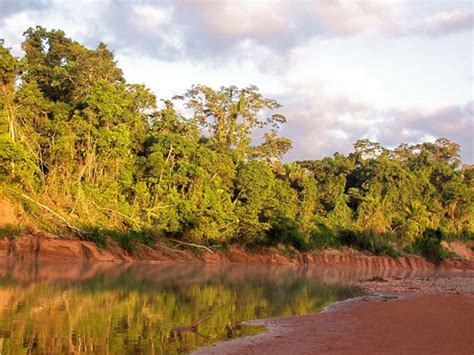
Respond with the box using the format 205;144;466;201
169;315;212;340
8;189;84;236
156;243;191;256
168;238;215;254
170;315;211;333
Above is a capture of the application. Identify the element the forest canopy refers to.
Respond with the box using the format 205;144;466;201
1;27;472;258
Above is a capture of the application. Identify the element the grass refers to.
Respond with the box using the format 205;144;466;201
82;227;159;252
0;224;21;239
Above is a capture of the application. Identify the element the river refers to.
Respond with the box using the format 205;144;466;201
0;259;435;354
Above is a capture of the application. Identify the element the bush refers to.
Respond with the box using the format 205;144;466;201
459;229;474;241
411;228;448;263
0;224;20;239
309;223;342;250
83;227;158;252
0;135;39;187
340;230;400;257
264;216;312;251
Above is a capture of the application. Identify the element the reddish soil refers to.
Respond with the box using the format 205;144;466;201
358;273;474;295
1;235;473;272
1;196;472;268
195;293;474;355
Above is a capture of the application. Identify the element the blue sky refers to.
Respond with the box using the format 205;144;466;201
1;0;473;162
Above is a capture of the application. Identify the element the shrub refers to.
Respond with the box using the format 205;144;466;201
264;216;312;251
0;224;20;239
411;228;448;263
309;223;342;250
83;227;158;252
340;230;400;257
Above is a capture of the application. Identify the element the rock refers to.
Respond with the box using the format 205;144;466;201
367;276;387;282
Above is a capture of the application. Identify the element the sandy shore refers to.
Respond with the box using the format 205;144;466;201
195;273;474;354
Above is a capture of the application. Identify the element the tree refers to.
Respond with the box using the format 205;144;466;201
1;26;472;254
0;40;19;142
234;160;276;242
181;84;288;161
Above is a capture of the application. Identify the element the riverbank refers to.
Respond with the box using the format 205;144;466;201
1;235;473;271
194;273;474;354
1;236;473;354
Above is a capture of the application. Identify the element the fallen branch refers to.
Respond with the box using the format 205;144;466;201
8;189;84;236
170;315;212;333
168;238;215;254
91;201;142;229
157;243;190;256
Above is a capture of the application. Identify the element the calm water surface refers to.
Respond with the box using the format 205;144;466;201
0;259;430;354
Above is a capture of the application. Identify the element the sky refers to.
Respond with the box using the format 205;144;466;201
1;0;473;162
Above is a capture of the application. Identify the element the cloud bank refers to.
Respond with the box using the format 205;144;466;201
0;0;472;162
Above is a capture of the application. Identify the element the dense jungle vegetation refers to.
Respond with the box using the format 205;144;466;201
1;27;473;258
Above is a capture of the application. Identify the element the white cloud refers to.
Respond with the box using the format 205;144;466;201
1;11;33;55
131;5;171;31
176;0;293;40
313;0;398;35
282;89;473;162
118;54;288;100
406;8;474;36
284;31;472;111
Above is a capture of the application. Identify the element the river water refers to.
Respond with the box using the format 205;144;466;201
0;259;435;354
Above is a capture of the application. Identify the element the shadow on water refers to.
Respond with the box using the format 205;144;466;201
0;258;437;354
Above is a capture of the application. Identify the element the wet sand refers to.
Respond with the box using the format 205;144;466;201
195;274;474;354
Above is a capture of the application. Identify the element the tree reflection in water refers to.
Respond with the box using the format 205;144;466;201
0;260;432;354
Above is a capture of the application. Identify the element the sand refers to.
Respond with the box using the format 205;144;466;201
195;274;474;354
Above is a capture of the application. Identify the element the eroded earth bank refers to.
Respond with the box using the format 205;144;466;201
1;214;473;355
1;234;473;270
1;234;473;354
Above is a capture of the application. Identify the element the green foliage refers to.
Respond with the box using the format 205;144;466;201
0;224;21;239
0;27;472;260
340;230;400;257
265;215;310;251
83;227;158;251
410;228;449;263
0;135;39;186
234;160;275;243
310;223;342;250
182;84;288;162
